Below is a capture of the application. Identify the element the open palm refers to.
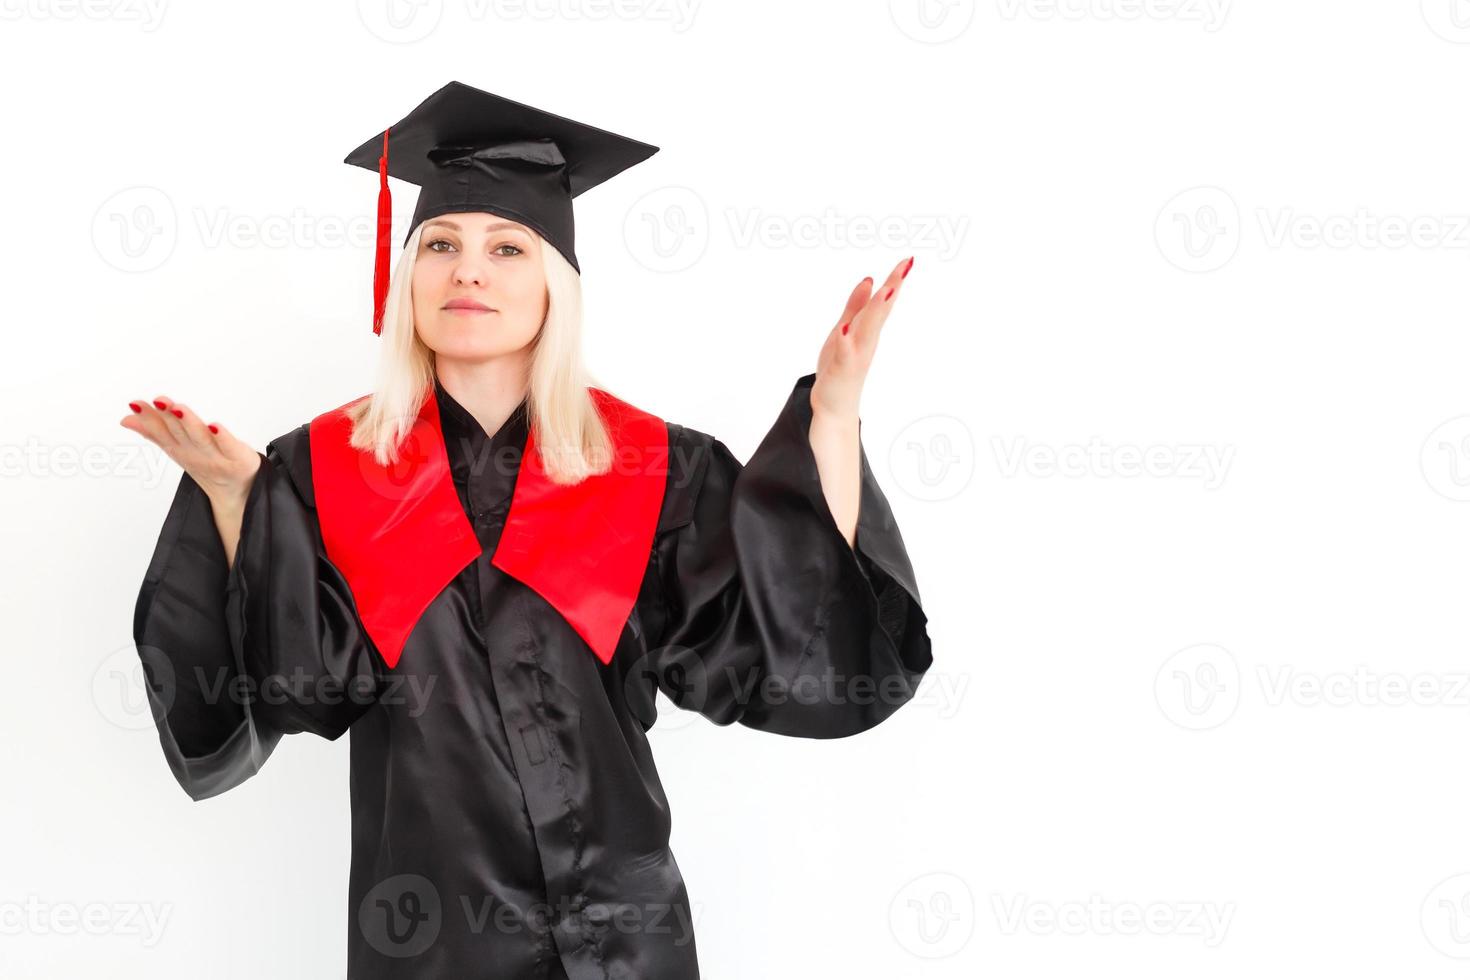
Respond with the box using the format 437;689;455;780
120;395;261;502
812;255;914;420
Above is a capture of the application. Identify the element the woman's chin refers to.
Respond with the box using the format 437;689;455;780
428;336;529;362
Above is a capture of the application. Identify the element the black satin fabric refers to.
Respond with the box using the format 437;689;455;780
132;372;932;979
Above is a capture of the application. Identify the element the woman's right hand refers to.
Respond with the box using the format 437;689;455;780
120;395;262;508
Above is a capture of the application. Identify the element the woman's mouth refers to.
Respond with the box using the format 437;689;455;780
443;299;496;316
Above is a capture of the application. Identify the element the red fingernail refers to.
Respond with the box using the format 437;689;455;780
902;256;914;279
171;409;184;419
128;402;143;413
884;287;894;301
841;322;850;335
208;424;219;435
152;400;167;410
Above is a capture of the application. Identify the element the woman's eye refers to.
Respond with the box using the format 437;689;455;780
424;239;521;256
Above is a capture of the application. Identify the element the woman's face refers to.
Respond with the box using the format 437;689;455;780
411;212;548;360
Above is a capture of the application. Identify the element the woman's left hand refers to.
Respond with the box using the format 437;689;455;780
811;255;914;421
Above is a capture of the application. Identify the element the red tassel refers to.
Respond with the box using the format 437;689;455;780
372;127;392;336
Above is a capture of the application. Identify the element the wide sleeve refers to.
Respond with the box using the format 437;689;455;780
643;372;932;738
130;426;382;802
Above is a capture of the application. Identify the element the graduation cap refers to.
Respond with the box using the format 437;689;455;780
344;81;660;334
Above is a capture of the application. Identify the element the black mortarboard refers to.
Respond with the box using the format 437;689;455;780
344;81;660;334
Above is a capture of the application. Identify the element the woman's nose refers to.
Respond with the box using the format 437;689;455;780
453;263;486;287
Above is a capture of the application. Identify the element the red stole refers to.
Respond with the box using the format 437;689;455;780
308;386;668;669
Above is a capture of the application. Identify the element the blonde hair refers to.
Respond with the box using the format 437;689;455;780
343;221;613;485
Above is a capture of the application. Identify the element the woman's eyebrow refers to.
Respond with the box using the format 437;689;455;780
425;219;530;235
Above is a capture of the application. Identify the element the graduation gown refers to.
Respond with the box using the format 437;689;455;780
131;372;933;979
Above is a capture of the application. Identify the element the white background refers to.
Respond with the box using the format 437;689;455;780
5;0;1470;977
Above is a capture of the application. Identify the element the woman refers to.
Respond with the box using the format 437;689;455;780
120;81;932;980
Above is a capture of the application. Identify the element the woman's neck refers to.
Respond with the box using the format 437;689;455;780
434;356;530;442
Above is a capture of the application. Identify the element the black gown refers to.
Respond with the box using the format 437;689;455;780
131;371;933;979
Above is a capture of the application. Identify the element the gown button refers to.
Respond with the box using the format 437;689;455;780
473;502;509;524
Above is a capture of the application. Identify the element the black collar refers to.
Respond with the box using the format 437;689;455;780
434;377;529;440
433;377;531;511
